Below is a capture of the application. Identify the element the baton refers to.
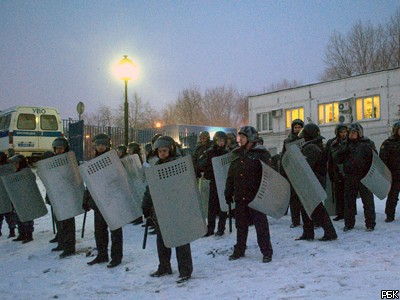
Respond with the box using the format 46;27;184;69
51;206;56;234
228;202;232;233
142;218;149;249
81;211;87;238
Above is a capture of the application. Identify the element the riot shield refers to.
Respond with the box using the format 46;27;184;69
324;174;336;216
361;151;392;200
1;168;48;222
198;177;210;219
286;138;305;149
36;151;85;221
248;161;290;219
79;150;142;230
0;164;15;214
145;155;207;248
211;152;233;212
120;154;146;205
281;145;326;217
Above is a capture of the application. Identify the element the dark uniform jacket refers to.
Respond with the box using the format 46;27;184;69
196;145;228;182
379;135;400;180
301;139;327;187
335;137;376;178
141;155;180;221
193;141;213;177
225;145;271;205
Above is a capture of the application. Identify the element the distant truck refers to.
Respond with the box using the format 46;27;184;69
0;106;63;163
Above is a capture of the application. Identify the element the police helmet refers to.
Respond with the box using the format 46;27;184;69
153;136;176;157
238;126;259;143
151;134;163;145
128;142;141;154
9;154;28;169
93;133;111;148
298;123;323;141
52;137;70;152
213;131;227;144
42;151;55;159
117;144;127;156
226;132;236;142
392;121;400;136
348;122;364;138
291;119;304;130
199;131;210;141
335;124;348;136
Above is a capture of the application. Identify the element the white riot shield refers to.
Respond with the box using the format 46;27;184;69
79;150;142;230
120;154;146;205
361;151;392;200
36;151;85;221
0;164;14;214
282;145;326;217
2;168;48;222
211;153;233;212
286;138;305;149
324;174;336;216
145;155;207;248
248;161;290;219
198;177;210;219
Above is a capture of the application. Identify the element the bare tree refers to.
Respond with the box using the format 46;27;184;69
387;8;400;68
84;105;114;127
174;87;205;125
321;8;400;80
265;79;302;93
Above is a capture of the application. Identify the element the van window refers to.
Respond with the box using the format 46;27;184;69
41;115;58;130
17;114;36;130
0;115;6;130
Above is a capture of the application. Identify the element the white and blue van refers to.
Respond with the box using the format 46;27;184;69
0;106;63;161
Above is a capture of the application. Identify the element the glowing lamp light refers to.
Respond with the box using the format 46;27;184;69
113;55;139;82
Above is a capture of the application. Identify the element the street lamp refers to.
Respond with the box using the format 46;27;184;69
113;55;138;145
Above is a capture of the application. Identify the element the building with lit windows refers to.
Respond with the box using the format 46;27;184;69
248;67;400;155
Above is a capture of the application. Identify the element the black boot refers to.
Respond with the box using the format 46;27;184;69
87;255;109;265
13;233;26;242
150;266;172;277
22;232;33;244
8;228;16;238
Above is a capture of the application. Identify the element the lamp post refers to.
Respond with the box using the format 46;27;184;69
113;55;138;145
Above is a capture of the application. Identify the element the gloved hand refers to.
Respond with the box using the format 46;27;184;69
143;207;152;219
226;197;234;205
82;202;91;212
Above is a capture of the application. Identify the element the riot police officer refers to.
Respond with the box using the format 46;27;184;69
142;135;193;283
326;124;348;221
83;133;123;268
296;123;337;241
335;123;376;232
379;121;400;222
9;155;35;243
197;131;229;237
281;119;304;228
225;126;273;263
49;137;76;258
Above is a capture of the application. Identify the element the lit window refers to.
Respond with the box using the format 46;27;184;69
355;95;380;120
256;112;273;131
318;102;339;125
285;108;304;128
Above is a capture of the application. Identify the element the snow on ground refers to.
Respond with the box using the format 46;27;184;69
0;176;399;300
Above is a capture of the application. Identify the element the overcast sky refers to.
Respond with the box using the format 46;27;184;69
0;0;398;119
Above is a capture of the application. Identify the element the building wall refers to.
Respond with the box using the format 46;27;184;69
249;68;400;154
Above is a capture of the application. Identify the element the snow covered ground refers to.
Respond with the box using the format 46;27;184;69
0;176;399;300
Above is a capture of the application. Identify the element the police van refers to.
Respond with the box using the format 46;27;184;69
0;106;63;162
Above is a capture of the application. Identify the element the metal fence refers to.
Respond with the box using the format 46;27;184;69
62;119;198;161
